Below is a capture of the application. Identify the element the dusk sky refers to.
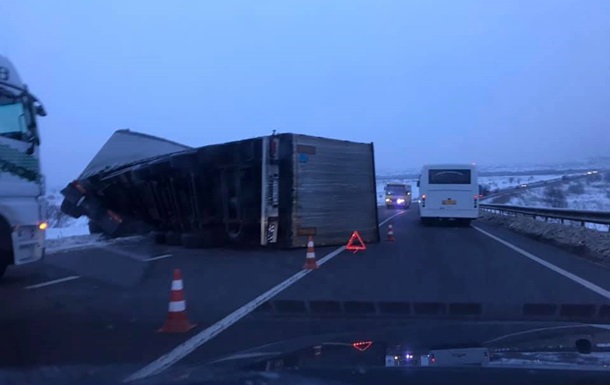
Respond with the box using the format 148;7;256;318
4;0;610;188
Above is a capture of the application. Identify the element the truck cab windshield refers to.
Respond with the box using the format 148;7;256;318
386;186;406;195
0;95;33;142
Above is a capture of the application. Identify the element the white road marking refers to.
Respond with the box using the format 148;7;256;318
380;211;404;226
124;210;406;382
473;226;610;301
146;254;173;262
25;276;80;289
102;246;150;262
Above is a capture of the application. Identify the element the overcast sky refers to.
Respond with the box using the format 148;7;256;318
4;0;610;188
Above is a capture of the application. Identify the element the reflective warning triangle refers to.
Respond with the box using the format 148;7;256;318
346;231;366;253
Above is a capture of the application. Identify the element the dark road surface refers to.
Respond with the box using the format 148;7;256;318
1;205;609;383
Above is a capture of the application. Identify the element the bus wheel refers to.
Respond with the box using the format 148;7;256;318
460;219;472;227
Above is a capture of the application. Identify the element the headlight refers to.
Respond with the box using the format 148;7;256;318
385;198;391;202
397;199;405;204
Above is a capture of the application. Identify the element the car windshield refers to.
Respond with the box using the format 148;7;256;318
3;2;610;385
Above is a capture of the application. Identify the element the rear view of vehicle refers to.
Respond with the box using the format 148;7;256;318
417;164;479;226
384;183;411;209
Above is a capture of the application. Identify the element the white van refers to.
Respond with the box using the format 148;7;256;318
417;164;479;226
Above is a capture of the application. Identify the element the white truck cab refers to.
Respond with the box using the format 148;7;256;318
0;55;47;279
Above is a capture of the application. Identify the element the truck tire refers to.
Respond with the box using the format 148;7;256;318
153;231;167;245
166;231;182;246
0;262;7;280
182;232;207;249
88;220;104;234
184;230;226;249
0;217;12;280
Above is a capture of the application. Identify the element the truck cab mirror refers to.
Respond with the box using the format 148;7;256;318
36;104;47;117
416;181;420;187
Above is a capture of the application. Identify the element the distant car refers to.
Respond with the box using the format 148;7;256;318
519;184;527;188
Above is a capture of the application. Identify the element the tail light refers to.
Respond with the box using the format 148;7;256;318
421;194;426;207
474;194;478;208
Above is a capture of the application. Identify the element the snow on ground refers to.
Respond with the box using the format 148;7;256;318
478;211;610;261
491;351;610;369
479;174;562;193
46;216;91;240
499;178;610;212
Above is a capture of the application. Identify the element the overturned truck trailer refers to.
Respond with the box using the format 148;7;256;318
61;130;380;249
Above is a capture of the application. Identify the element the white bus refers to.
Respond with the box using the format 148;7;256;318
417;164;479;226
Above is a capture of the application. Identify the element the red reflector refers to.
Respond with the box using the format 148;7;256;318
352;341;373;351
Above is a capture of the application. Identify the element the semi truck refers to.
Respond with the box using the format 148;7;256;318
61;130;380;249
0;55;47;279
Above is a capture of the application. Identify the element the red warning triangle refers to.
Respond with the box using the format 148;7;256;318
346;231;366;253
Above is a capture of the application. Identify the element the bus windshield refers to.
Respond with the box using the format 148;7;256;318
428;169;471;185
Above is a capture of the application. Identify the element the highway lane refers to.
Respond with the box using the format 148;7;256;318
172;205;610;369
0;206;398;370
273;206;610;304
2;204;610;382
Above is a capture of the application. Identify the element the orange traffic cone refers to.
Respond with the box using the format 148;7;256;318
387;224;395;242
158;269;197;333
303;236;319;270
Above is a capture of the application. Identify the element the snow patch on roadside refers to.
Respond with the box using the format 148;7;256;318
46;234;146;255
478;212;610;264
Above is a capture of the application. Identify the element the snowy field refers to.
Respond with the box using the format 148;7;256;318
479;174;562;193
497;178;610;212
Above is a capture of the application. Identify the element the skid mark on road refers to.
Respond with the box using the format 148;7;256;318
474;226;610;301
124;210;406;382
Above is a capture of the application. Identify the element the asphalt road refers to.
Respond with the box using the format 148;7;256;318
1;205;610;383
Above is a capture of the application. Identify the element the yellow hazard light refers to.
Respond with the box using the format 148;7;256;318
38;222;48;231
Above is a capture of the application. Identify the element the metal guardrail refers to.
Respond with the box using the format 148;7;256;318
480;203;610;229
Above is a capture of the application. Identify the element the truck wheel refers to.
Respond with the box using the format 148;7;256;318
153;231;167;244
166;231;182;246
460;219;472;227
88;221;103;234
0;217;12;280
0;261;8;278
182;233;205;249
